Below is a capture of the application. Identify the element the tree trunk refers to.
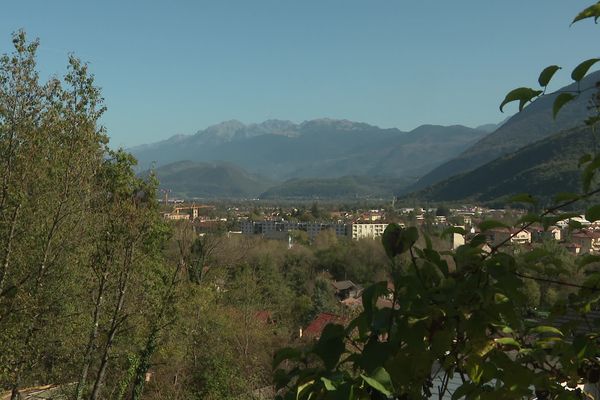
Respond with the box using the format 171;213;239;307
130;329;158;400
0;203;21;297
75;270;108;400
89;249;132;400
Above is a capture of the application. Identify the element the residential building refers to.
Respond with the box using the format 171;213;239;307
163;204;214;221
571;230;600;254
163;212;191;221
564;243;582;255
240;220;348;240
529;225;561;242
331;280;362;301
300;313;345;339
241;220;396;241
487;228;531;246
350;223;390;240
450;226;466;250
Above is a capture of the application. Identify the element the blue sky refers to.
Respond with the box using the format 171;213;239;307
1;1;597;147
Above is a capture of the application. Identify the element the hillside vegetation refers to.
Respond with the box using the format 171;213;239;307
146;161;274;198
260;175;410;200
412;70;600;189
409;125;592;202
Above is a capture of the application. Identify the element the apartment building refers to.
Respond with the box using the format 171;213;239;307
241;220;391;241
350;223;389;240
240;220;348;240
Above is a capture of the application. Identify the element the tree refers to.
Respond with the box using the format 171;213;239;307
0;32;177;400
273;3;600;399
0;32;109;399
311;202;321;219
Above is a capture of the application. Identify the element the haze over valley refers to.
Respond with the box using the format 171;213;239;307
130;70;600;202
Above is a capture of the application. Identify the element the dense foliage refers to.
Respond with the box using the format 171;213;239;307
0;46;392;399
2;3;600;400
272;3;600;400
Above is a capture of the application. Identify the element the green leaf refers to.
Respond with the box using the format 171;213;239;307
479;220;509;232
403;226;419;243
381;223;403;259
361;367;394;397
571;58;600;82
542;212;580;230
582;154;600;191
441;226;466;239
381;224;418;258
321;377;336;391
495;337;521;349
313;324;346;370
569;220;584;231
586;205;600;222
431;329;453;356
273;347;302;369
538;65;561;87
474;339;495;357
494;293;509;304
296;380;314;400
585;115;600;127
508;193;537;204
274;368;293;390
500;87;543;112
452;383;476;400
424;232;433;250
530;326;564;337
579;153;593;167
517;213;541;225
469;233;488;247
466;356;484;383
361;281;389;324
553;92;576;118
554;192;580;203
572;2;600;24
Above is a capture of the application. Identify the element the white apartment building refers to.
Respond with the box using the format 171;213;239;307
350;223;389;240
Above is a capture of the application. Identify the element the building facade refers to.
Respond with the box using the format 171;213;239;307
241;220;391;241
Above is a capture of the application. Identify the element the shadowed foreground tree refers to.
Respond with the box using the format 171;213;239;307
273;3;600;399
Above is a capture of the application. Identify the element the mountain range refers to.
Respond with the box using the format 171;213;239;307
133;70;600;201
130;119;489;182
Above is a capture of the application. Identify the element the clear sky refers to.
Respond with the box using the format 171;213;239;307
1;1;598;147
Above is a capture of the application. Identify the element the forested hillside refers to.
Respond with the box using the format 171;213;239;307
409;125;592;202
144;160;274;198
260;175;409;200
413;70;600;189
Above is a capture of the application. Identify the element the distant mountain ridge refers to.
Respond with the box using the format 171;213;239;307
412;70;600;190
130;118;489;182
145;160;410;200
